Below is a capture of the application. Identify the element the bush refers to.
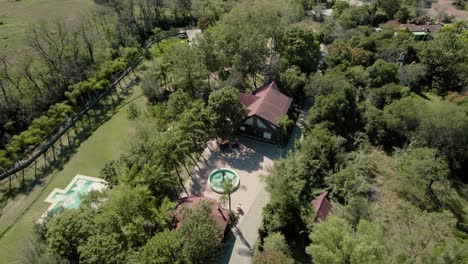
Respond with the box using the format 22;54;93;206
368;84;410;109
263;232;289;254
126;103;140;120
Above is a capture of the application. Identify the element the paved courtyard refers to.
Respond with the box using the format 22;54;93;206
183;138;284;263
183;97;309;263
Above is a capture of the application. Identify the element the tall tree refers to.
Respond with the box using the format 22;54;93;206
280;25;320;73
179;201;224;263
207;86;246;141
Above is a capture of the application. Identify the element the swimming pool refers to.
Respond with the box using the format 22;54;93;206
40;175;107;220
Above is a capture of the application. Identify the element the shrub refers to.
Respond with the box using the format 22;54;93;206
126;103;140;120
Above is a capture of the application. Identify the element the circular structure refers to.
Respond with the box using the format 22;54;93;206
208;168;240;194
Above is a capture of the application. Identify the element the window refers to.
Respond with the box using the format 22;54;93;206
240;126;246;131
263;132;272;140
245;118;254;126
257;119;267;129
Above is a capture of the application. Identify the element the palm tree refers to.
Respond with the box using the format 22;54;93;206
138;164;176;197
156;135;189;196
278;114;294;136
220;179;234;211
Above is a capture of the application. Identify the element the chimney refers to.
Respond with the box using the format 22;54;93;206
263;71;271;86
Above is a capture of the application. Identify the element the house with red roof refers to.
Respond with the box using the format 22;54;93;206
173;195;229;235
238;81;293;145
400;23;442;41
311;192;333;222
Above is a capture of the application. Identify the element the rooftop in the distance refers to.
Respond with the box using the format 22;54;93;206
311;192;332;222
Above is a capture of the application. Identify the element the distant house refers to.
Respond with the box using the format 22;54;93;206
311;192;332;222
238;81;293;145
400;23;442;41
173;196;229;234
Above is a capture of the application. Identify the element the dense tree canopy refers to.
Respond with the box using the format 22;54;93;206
207;86;246;140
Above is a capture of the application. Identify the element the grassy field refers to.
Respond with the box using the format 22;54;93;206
0;33;182;262
0;83;146;263
0;0;97;57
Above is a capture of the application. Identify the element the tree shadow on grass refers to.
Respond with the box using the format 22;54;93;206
0;78;137;200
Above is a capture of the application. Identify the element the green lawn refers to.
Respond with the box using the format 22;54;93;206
0;0;97;57
0;84;146;263
150;36;185;59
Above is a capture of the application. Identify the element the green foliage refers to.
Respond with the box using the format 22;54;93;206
351;48;373;67
139;230;181;264
279;66;307;99
366;59;398;88
325;41;352;68
46;208;96;261
255;231;294;264
99;160;121;188
253;250;295;264
220;178;234;210
263;126;345;233
306;215;352;264
278;114;294;137
78;233;126;264
141;70;166;103
305;71;352;97
207;86;246;140
336;5;371;29
385;201;459;262
280;25;320;73
326;150;375;203
126;102;140;120
210;0;284;80
306;88;362;139
399;63;427;92
306;216;387;264
165;90;193;118
393;147;453;211
163;43;208;96
122;164;178;198
1;101;75;166
368;84;410;109
418;31;468;94
383;96;468;177
263;232;289;254
179;201;224;263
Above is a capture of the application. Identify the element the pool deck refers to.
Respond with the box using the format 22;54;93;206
39;175;107;222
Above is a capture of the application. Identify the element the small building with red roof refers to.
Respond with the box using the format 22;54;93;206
173;195;229;234
311;192;333;222
400;23;442;41
238;81;293;145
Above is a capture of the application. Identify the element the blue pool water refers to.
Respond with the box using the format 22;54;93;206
50;179;96;213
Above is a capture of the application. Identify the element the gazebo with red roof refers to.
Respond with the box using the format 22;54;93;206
173;195;229;234
238;81;293;145
311;192;332;222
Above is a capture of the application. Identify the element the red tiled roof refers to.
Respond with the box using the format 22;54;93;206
239;81;293;127
311;192;332;222
401;23;442;35
173;196;229;232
